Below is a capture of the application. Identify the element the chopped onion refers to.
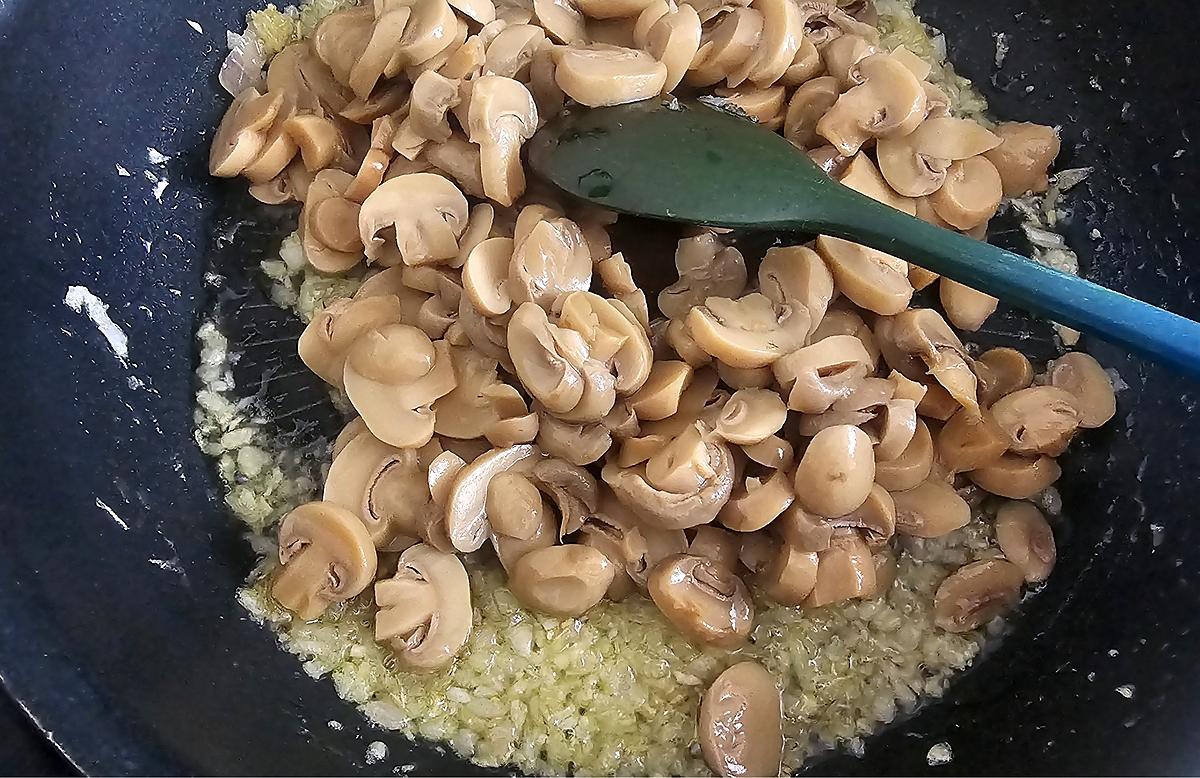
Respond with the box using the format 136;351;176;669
220;30;267;97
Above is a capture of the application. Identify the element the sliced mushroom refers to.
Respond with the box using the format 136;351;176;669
283;113;344;172
506;303;588;413
529;456;600;537
433;346;528;439
991;386;1081;456
699;661;783;778
757;245;834;339
688;525;742;572
558;291;654;394
686;293;810;369
717;362;774;390
939;278;998;332
928;155;1003;231
975;347;1034;408
444;443;541;551
782;76;839;148
827;483;894;546
772;335;873;414
407;69;461;144
375;543;472;670
324;431;432;550
535;412;612;466
359;172;469;266
811;306;881;365
1047;351;1116;429
534;0;587;43
793;424;875;518
741;435;795;470
509;216;593;309
272;501;378;620
210;88;284;177
875;309;980;416
508;543;616;616
876;116;999;197
647;554;754;647
718;468;795;532
815;235;912;315
553;45;668;106
645;4;703;92
933;558;1023;633
659;234;748;321
342;325;457;448
302;169;364;273
714;389;788;445
755;543;820;605
815;53;926;156
820;33;879;88
627;360;695;421
712;84;788;129
804;529;876;607
467;75;539;206
298;294;405;389
666;318;715;367
486;411;540;447
578;515;648;601
969;452;1061;499
836;152;917;216
462;236;515;317
874;418;934;491
891;478;969;537
936;406;1008;473
994;500;1056;583
863;546;897;599
983;122;1061;197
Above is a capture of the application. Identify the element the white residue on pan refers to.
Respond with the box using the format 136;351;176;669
1115;684;1135;699
186;19;205;34
64;285;129;365
365;741;388;765
993;32;1009;68
147;147;171;164
95;498;130;531
927;741;954;766
115;164;132;177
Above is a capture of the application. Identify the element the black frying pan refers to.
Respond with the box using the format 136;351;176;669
2;0;1199;774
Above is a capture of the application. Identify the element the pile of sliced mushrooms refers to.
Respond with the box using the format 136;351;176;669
211;0;1116;772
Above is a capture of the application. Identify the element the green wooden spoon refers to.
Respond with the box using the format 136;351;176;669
527;98;1200;378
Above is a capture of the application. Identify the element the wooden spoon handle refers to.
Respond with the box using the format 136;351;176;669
795;189;1200;377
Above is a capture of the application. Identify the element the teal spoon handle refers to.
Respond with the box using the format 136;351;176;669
529;100;1200;378
800;185;1200;377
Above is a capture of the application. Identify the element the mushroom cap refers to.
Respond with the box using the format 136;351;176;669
298;294;405;390
718;468;795;532
273;501;378;620
714;388;788;446
968;452;1062;500
462;236;516;317
375;543;472;670
647;553;754;648
773;334;873;414
433;346;528;439
929;155;1003;231
508;544;616;616
558;291;654;394
741;434;795;470
444;443;541;551
990;385;1081;456
827;483;895;546
359;173;469;266
983;121;1061;197
836;150;917;216
804;529;876;607
553;45;668;107
939;278;999;332
756;543;820;605
468;75;539;206
816;52;926;156
659;234;749;321
699;661;784;778
975;347;1034;408
508;217;593;310
210;87;282;178
323;431;432;550
685;293;811;369
891;477;970;537
758;245;834;339
688;525;743;572
536;412;613;466
994;500;1056;583
874;417;934;491
933;558;1024;633
487;471;552;540
772;502;833;552
1047;351;1116;429
783;73;839;148
815;235;913;316
645;3;702;92
793;424;876;518
627;360;695;421
937;406;1008;473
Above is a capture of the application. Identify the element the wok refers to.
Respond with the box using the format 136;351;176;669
1;0;1199;774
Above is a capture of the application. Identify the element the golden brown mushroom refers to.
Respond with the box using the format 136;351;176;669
508;544;616;616
928;155;1003;231
359;173;469;266
990;386;1082;456
983;122;1061;197
975;347;1035;407
688;525;743;572
755;543;820;605
773;335;873;414
699;661;783;778
891;478;970;537
994;500;1056;583
1047;351;1117;429
298;294;405;389
718;468;795;532
757;244;835;339
968;453;1062;499
686;293;810;369
816;53;926;156
939;278;998;332
815;235;913;315
875;309;980;416
553;45;668;106
937;406;1008;473
793;424;876;518
782;75;839;148
272;501;378;620
933;558;1024;632
375;543;472;670
324;431;432;550
283;113;344;172
210;88;285;178
874;418;934;491
658;234;748;321
772;502;832;552
647;554;754;647
301;169;364;273
804;529;876;607
645;4;703;92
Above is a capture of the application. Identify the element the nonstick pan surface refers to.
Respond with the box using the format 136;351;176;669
2;0;1199;774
